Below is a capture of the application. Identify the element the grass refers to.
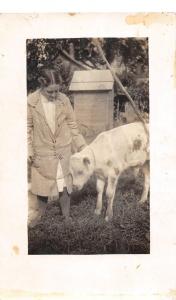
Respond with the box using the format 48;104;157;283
28;168;150;254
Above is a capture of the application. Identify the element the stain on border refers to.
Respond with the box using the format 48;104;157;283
68;13;77;17
126;13;176;26
12;245;20;255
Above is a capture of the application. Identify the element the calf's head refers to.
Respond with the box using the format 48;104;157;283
69;153;94;191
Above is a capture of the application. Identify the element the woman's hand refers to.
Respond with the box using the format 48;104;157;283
28;155;33;164
78;144;87;152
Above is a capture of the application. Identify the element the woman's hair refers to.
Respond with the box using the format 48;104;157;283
38;66;62;87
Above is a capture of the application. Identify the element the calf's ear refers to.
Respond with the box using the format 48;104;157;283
83;157;90;167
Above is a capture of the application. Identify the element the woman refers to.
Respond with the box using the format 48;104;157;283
27;67;86;218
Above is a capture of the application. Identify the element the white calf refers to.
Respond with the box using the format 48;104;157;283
69;122;149;221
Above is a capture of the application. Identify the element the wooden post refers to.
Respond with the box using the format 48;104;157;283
69;42;75;58
93;38;149;136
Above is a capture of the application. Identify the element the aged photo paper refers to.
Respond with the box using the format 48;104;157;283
0;13;176;299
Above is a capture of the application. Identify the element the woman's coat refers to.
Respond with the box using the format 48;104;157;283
27;89;86;196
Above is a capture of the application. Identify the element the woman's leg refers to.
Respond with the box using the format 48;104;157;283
59;188;70;218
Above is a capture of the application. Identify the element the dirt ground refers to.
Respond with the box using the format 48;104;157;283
28;168;150;254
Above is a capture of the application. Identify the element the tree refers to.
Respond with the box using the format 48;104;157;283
27;38;149;112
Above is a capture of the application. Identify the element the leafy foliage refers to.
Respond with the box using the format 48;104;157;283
27;38;149;112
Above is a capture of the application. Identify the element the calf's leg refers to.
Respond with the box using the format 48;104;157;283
133;166;140;178
94;178;105;216
139;161;150;204
105;174;119;222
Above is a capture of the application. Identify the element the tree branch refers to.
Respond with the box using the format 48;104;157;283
59;48;92;70
93;38;149;136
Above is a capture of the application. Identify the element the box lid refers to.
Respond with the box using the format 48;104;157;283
69;70;114;91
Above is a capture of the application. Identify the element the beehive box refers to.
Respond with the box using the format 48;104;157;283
69;70;114;143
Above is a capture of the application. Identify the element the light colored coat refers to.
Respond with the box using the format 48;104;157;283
27;89;86;196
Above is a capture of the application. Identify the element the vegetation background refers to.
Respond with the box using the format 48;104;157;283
27;38;149;114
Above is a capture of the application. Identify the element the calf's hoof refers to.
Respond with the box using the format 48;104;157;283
94;208;101;216
105;212;113;222
63;216;72;222
139;198;147;205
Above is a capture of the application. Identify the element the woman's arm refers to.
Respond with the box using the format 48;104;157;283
64;95;87;151
27;104;34;160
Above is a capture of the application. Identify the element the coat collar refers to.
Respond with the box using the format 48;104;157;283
28;89;64;117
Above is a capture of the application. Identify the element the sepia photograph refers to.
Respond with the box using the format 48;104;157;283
0;10;176;299
27;37;150;255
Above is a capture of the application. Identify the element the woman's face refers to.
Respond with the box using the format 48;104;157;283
42;84;60;102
